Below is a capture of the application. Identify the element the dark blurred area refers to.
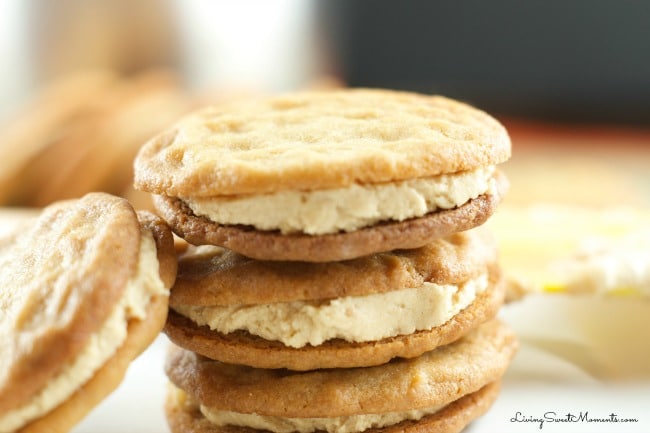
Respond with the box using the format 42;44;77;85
320;0;650;126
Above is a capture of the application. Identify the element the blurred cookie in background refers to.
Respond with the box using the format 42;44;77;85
0;69;118;206
0;68;192;209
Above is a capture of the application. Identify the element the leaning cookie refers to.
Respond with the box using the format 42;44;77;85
165;227;505;370
164;320;517;433
134;88;511;262
0;193;176;433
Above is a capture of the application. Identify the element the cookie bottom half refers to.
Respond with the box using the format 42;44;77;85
154;171;508;262
165;380;501;433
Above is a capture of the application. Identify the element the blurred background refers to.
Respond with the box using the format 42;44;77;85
2;0;648;295
0;0;649;210
1;3;650;428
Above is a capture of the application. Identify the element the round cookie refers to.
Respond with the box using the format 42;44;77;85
166;381;501;433
135;89;510;196
164;320;517;432
164;228;504;370
0;193;177;433
134;88;511;261
170;226;498;305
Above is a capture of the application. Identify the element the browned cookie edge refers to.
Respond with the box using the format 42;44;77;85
137;210;179;288
18;294;169;433
14;213;176;433
165;320;516;417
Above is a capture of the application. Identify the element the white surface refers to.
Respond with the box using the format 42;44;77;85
72;294;650;433
72;335;170;433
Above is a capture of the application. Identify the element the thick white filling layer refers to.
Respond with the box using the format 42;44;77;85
0;231;166;433
183;166;496;234
174;273;488;348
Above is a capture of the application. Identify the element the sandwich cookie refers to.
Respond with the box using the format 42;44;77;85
165;227;505;370
0;193;177;433
164;320;518;433
134;88;511;262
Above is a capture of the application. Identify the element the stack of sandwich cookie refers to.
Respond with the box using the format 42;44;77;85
0;193;177;433
133;88;517;433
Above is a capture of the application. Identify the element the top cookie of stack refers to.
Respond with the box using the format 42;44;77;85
134;88;510;262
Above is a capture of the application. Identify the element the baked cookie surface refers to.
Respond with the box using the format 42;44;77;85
134;89;511;197
0;193;140;416
164;320;516;431
165;381;502;433
170;226;498;306
0;193;176;433
165;226;504;369
0;70;118;205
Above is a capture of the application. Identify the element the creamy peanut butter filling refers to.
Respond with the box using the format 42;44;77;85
182;166;496;235
0;231;166;432
200;404;444;433
174;272;488;348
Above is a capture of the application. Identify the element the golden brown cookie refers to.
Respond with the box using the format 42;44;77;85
134;88;511;261
165;381;501;433
0;193;177;433
1;69;191;208
164;228;504;369
135;89;510;196
164;320;517;433
170;226;498;305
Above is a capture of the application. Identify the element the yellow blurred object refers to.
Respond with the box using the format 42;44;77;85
489;204;650;298
542;284;567;293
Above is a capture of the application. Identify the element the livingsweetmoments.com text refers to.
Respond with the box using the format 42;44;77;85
510;411;639;430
